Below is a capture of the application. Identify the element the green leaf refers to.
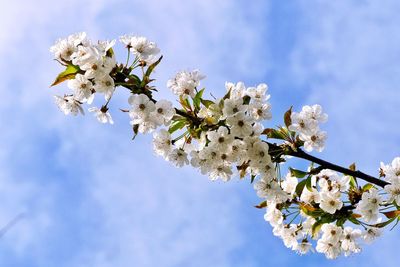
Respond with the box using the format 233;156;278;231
372;218;396;228
295;179;307;196
141;56;163;86
348;176;357;189
284;106;293;128
145;56;162;78
261;128;286;140
193;88;205;111
106;47;114;58
362;183;374;192
200;99;214;108
306;176;313;191
336;217;347;227
128;74;141;85
299;203;316;215
348;216;361;225
289;168;307;178
168;120;186;134
311;221;324;238
51;64;80;86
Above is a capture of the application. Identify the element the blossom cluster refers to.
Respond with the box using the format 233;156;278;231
50;32;400;260
381;157;400;204
289;105;328;152
153;80;273;182
260;168;387;258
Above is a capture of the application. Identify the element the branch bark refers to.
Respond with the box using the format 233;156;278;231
266;142;389;188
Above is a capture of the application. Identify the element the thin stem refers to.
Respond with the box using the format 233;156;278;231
125;48;131;67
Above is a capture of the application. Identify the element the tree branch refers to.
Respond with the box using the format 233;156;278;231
266;142;389;188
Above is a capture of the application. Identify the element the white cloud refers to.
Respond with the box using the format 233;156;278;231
290;0;400;171
0;0;271;266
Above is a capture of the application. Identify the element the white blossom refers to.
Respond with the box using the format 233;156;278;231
293;240;312;255
301;104;328;123
167;70;205;98
316;238;341;259
152;100;175;126
319;192;343;214
282;173;298;197
248;101;272;121
380;157;400;183
289;112;318;135
152;129;172;158
128;94;156;123
363;227;382;244
355;188;382;223
225;81;246;100
54;95;84;116
300;187;321;204
226;112;254;138
384;180;400;205
246;83;270;103
88;107;113;124
341;227;361;256
167;148;189;167
264;203;283;227
93;75;115;100
68;74;93;102
222;98;247;118
120;35;160;64
208;164;233;181
50;32;87;61
300;130;327;152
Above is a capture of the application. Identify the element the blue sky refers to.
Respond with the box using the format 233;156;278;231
0;0;399;266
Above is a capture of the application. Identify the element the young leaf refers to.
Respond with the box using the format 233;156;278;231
362;183;374;192
349;176;357;189
261;128;286;140
200;99;214;108
383;210;400;219
168;120;186;134
300;202;316;214
295;179;307;196
305;176;313;191
372;218;396;228
311;220;324;238
144;56;162;78
289;168;307;178
51;64;80;86
254;200;267;209
106;47;114;58
348;216;360;225
284;106;293;128
193;88;205;111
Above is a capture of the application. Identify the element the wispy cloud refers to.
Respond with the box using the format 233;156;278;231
0;0;272;266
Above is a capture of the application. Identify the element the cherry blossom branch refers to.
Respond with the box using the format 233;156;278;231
49;32;400;260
